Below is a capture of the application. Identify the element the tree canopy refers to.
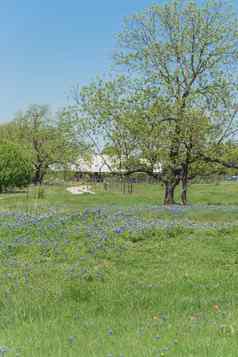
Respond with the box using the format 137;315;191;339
72;0;238;204
0;105;85;185
0;143;32;192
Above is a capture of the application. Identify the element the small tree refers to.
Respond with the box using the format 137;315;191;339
8;105;84;185
0;143;32;192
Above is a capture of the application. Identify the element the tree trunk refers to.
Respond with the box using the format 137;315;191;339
164;182;176;205
33;166;45;185
181;178;187;205
180;160;189;205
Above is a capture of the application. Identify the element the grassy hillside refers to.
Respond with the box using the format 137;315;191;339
0;182;238;356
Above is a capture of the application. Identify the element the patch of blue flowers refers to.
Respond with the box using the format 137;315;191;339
0;204;236;259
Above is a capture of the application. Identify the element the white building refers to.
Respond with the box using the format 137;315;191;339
71;155;162;174
71;155;119;174
51;154;162;175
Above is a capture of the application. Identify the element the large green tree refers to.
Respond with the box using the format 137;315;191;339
73;74;216;204
113;0;238;203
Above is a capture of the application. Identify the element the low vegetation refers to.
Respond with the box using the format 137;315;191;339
0;143;32;192
0;182;237;356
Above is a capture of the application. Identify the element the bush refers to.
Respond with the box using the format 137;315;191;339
0;143;33;192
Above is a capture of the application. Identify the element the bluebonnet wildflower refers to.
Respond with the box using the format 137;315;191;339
0;346;9;356
114;227;124;234
68;336;76;345
154;335;161;340
108;329;113;336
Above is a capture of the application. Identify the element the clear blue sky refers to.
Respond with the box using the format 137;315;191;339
1;0;237;122
0;0;157;122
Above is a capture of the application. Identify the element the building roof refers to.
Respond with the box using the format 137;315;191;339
72;155;162;174
51;154;162;174
71;155;116;173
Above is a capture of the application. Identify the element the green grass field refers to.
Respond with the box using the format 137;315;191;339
0;182;238;356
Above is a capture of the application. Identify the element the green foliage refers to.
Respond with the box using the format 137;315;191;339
73;0;238;204
0;105;86;185
0;143;32;191
36;186;45;199
115;0;238;183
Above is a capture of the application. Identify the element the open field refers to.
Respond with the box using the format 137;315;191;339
0;182;238;356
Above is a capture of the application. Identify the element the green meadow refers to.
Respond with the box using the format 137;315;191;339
0;182;238;356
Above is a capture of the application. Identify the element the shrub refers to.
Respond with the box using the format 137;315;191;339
0;143;32;192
